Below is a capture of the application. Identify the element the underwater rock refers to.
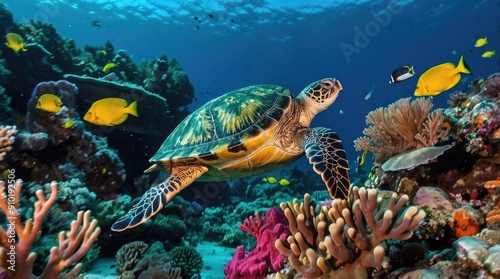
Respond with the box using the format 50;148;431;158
412;186;455;213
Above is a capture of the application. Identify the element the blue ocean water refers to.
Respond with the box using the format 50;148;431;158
5;0;499;167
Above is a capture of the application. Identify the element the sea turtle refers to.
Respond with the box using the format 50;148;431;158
112;78;350;231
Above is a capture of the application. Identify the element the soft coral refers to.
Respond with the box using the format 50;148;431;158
224;208;289;279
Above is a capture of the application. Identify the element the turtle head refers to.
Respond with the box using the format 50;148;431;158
297;78;343;117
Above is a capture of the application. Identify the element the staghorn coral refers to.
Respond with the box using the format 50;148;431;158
275;187;426;278
0;125;16;161
354;97;449;158
0;180;100;279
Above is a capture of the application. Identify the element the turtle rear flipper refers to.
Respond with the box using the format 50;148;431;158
303;127;351;199
111;164;208;232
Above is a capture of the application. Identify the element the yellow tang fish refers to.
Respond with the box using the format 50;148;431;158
5;33;27;52
481;50;496;58
83;98;138;126
62;120;75;129
278;178;290;186
102;62;117;72
414;56;471;97
36;94;63;113
475;37;487;47
267;176;278;183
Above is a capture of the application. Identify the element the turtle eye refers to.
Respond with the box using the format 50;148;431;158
321;80;334;89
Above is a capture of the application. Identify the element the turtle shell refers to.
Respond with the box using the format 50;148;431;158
150;84;293;166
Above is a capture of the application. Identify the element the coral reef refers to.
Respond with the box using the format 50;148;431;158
117;241;182;279
354;97;449;159
63;74;172;137
0;180;100;279
0;126;16;161
224;208;289;278
169;246;203;278
116;241;149;274
275;187;426;278
12;80;127;197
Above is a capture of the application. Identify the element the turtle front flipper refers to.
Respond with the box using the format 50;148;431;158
111;164;208;232
303;127;350;199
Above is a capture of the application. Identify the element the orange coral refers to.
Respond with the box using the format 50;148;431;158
451;208;482;238
486;209;500;224
485;179;500;189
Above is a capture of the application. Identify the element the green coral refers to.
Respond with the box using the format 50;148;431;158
415;205;450;240
169;246;203;278
94;194;132;228
150;214;187;243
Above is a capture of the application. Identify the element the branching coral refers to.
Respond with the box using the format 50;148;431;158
275;187;426;278
0;180;101;279
225;208;289;278
354;97;449;157
0;125;17;161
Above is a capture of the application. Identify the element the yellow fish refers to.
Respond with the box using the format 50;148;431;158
102;62;117;72
267;177;278;184
357;150;368;166
36;94;63;113
481;50;496;58
5;33;27;52
414;56;471;97
101;50;107;55
262;177;268;182
63;120;75;129
278;178;290;186
475;37;487;47
83;98;138;126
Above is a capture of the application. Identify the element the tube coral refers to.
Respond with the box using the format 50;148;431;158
0;180;101;279
275;186;426;278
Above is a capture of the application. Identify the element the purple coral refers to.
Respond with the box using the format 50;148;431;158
483;73;500;101
224;208;289;278
448;91;469;107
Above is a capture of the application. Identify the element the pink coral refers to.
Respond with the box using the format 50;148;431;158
224;208;289;279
